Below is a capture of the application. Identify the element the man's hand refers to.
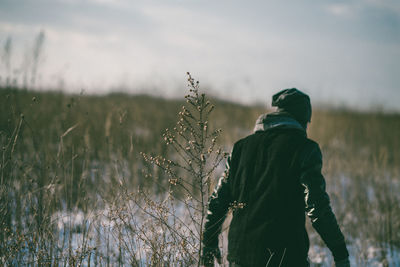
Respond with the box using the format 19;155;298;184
335;258;350;267
201;246;222;267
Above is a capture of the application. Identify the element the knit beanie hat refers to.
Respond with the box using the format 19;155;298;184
272;88;312;124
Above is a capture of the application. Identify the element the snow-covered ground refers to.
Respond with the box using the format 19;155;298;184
48;208;400;266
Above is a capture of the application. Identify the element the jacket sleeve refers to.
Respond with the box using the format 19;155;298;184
300;141;349;262
202;155;232;249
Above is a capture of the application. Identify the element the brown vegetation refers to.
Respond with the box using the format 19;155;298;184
1;82;399;266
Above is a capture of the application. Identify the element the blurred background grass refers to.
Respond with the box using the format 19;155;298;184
1;87;399;265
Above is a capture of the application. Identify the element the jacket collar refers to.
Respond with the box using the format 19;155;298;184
254;112;306;134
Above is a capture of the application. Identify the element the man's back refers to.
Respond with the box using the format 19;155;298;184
227;127;311;265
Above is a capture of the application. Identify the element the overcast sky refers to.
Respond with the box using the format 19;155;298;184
0;0;399;110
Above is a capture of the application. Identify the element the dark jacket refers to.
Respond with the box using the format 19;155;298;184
202;113;349;267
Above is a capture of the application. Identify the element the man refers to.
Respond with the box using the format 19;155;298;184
201;89;350;267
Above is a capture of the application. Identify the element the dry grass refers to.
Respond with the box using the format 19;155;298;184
1;85;399;266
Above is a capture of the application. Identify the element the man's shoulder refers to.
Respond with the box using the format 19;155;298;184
299;138;323;166
233;129;312;147
304;137;319;148
231;133;254;151
232;131;264;147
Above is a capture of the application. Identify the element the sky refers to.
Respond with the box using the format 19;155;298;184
0;0;399;111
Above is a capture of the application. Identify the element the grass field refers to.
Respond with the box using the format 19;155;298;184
1;86;399;266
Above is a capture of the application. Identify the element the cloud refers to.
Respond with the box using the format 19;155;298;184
55;0;128;8
325;3;355;17
365;0;400;15
0;22;34;34
0;0;399;110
